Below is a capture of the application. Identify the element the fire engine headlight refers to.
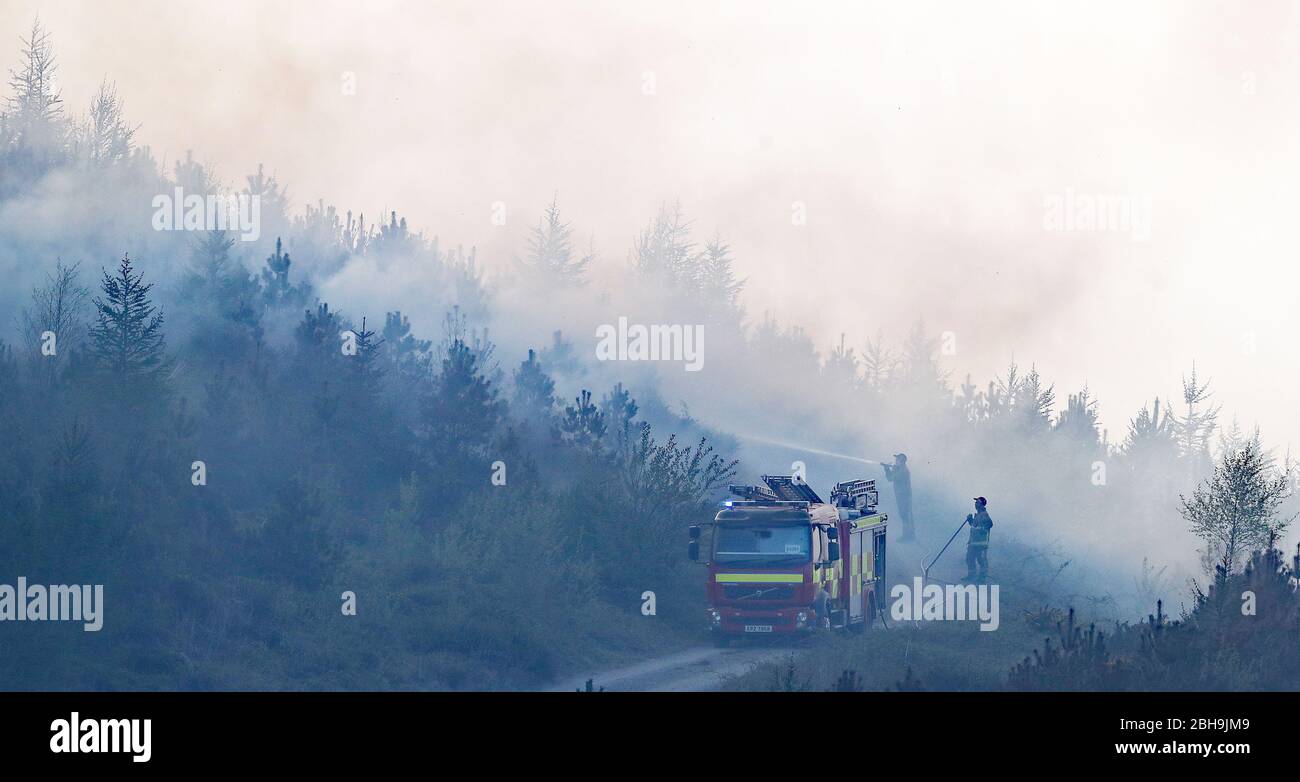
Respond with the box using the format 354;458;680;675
796;611;809;626
708;609;722;626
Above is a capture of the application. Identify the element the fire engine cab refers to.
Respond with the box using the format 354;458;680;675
688;475;887;642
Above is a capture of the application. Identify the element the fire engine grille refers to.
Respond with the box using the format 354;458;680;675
722;585;797;601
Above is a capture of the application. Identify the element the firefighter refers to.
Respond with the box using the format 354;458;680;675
882;453;914;542
963;496;993;582
813;585;831;629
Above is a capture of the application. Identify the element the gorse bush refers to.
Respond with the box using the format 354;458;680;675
1008;544;1300;691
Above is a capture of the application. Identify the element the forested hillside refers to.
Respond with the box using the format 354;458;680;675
2;22;1297;690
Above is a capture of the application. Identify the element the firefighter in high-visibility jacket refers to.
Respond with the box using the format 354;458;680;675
963;496;993;582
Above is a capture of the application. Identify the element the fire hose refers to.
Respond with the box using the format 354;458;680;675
922;516;969;584
875;517;969;632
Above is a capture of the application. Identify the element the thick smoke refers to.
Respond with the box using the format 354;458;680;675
4;4;1300;633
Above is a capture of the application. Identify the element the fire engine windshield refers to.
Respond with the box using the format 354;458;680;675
713;525;811;566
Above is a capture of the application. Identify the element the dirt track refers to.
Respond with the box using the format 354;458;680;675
545;642;799;692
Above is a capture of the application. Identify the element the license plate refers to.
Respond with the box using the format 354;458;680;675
743;625;773;633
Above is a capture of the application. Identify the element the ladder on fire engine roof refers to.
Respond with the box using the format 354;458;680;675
727;483;780;502
761;475;824;504
728;476;883;512
727;475;824;504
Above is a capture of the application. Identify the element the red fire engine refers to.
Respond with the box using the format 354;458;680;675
688;475;887;642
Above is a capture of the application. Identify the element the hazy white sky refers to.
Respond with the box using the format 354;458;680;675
6;0;1300;447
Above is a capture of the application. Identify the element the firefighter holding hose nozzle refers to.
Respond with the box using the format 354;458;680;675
882;453;914;543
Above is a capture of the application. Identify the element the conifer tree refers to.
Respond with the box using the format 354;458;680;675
295;302;341;357
184;231;259;315
3;18;65;172
860;331;897;397
190;230;237;285
1176;364;1220;474
519;197;592;286
1055;388;1102;451
512;348;557;421
561;389;607;451
382;310;431;374
74;79;134;166
822;334;859;389
89;253;167;390
172;149;217;195
632;202;695;289
1122;397;1176;459
425;338;504;451
696;236;745;320
243;163;289;229
346;316;385;393
1012;367;1055;433
601;383;638;441
262;237;307;307
899;321;949;404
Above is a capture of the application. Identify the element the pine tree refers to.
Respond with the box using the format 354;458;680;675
696;236;745;320
750;312;820;378
172;149;217;196
1016;368;1055;430
424;338;504;452
368;210;423;258
40;418;101;557
519;197;592;286
74;79;134;166
632;202;695;289
1055;388;1100;449
539;329;580;377
382;310;431;374
3;18;67;177
512;348;556;421
1176;364;1220;471
192;231;235;280
600;383;638;441
89;254;167;391
561;389;606;451
1180;363;1216;480
262;237;306;307
1215;416;1261;462
992;361;1053;433
956;373;986;423
7;20;62;123
900;321;949;403
346;316;385;394
1122;397;1176;459
1118;396;1182;517
184;231;260;315
861;331;897;397
822;333;859;389
252;478;338;588
436;305;497;378
243;163;289;228
295;302;341;356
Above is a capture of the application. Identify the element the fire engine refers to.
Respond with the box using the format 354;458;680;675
688;475;887;642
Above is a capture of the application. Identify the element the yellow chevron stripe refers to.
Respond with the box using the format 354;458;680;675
715;573;804;584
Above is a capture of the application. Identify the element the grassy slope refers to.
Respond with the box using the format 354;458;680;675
722;531;1129;692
